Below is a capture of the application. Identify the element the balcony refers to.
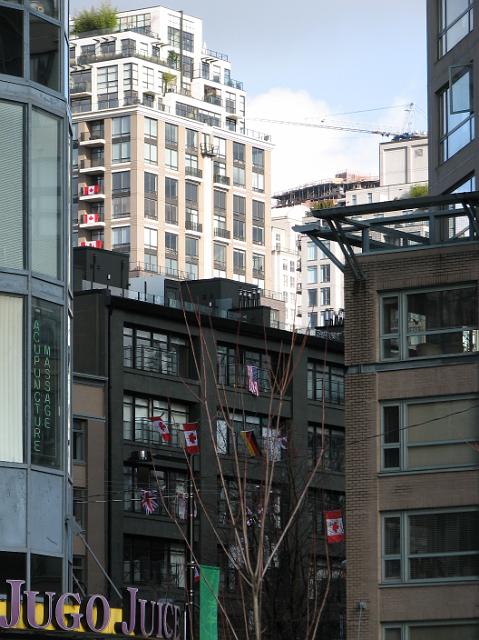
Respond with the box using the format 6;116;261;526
204;94;222;107
80;240;104;249
213;174;230;187
253;269;265;280
112;243;131;255
201;47;229;62
217;358;272;394
79;183;105;201
214;261;226;271
193;67;243;91
185;166;202;179
70;81;92;96
79;131;105;147
79;212;105;229
79;157;105;175
124;419;183;449
200;143;217;158
214;227;230;239
185;220;202;233
225;99;237;115
123;344;189;377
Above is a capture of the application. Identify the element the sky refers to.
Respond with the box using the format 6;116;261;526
71;0;428;192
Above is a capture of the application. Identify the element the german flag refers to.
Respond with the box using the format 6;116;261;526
240;430;262;457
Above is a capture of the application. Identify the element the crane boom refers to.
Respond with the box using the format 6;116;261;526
247;117;401;137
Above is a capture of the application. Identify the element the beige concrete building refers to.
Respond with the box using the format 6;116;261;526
71;5;272;289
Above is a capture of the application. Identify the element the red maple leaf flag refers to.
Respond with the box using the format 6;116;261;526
149;416;172;443
183;423;199;455
325;510;345;544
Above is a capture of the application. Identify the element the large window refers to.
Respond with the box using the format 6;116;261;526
30;16;60;91
439;0;473;56
31;109;62;279
384;621;479;640
0;7;23;77
381;397;479;472
308;424;344;472
31;298;62;469
123;326;189;377
307;361;344;404
124;536;185;588
0;101;23;269
123;393;188;447
382;509;479;583
439;68;474;162
0;295;23;463
112;226;130;250
380;285;478;360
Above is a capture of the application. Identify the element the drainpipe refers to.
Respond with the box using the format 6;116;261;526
179;10;184;92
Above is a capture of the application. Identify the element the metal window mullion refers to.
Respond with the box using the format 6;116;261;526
409;550;479;559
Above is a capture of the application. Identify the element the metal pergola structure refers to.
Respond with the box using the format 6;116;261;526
293;192;479;281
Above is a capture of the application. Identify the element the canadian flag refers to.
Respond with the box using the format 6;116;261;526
149;416;171;443
183;423;199;455
84;213;99;224
83;184;99;196
325;510;345;544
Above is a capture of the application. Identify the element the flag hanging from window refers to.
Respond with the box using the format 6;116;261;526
246;364;260;396
325;510;345;544
148;415;172;442
240;430;262;457
140;490;158;515
183;422;199;455
194;565;200;583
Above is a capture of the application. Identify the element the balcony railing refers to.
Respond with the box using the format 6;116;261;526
124;418;183;448
185;166;203;179
253;269;265;279
80;183;104;197
214;261;226;271
214;174;230;186
225;99;236;114
217;358;272;393
80;130;104;142
201;47;229;62
80;157;105;169
214;227;230;239
71;81;92;94
185;220;202;232
124;344;189;377
204;94;222;106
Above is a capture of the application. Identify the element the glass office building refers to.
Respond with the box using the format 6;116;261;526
0;0;72;591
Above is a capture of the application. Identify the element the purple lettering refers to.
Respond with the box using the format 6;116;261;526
138;599;156;637
120;587;138;635
173;605;181;640
0;580;24;629
163;603;174;640
25;590;55;629
155;600;165;638
54;593;82;631
84;594;111;632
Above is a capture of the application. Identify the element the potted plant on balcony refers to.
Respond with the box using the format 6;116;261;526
162;72;177;94
72;2;117;35
167;49;179;69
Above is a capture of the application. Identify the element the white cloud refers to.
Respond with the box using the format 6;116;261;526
246;88;417;193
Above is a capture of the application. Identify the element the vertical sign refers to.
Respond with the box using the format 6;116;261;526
199;565;220;640
31;299;61;468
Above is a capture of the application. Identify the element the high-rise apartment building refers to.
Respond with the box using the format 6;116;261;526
0;0;71;592
70;6;272;289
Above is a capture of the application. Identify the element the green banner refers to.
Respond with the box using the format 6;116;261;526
199;565;220;640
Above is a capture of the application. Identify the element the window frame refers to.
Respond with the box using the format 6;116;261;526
382;508;479;584
438;0;473;57
379;284;478;361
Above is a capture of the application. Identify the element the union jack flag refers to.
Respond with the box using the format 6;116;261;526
140;490;158;515
246;365;259;396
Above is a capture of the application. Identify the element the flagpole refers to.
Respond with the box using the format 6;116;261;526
187;457;195;640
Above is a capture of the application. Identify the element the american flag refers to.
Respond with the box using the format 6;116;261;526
246;365;260;396
140;490;158;515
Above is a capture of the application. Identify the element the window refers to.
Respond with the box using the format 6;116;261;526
165;177;178;201
144;173;157;220
0;295;23;463
308;424;344;472
252;172;264;192
252;225;264;245
97;65;118;93
118;13;151;32
233;218;245;241
144;227;157;250
0;101;23;269
252;200;265;222
320;288;330;305
144;141;157;164
252;147;264;169
320;264;330;283
215;407;283;459
380;285;478;360
112;141;130;164
185;236;198;258
382;509;479;583
233;165;245;187
214;137;226;158
123;393;189;447
308;289;317;307
384;622;479;639
112;226;130;248
112;171;130;193
0;7;23;77
124;465;187;515
439;0;473;56
440;68;474;162
165;123;178;146
233;195;245;217
214;243;226;270
252;253;265;278
112;116;130;138
144;117;157;139
307;266;317;284
124;536;185;588
123;63;138;90
233;142;245;163
381;397;479;472
72;419;86;463
165;232;178;254
186;128;197;150
123;326;188;377
165;148;177;170
214;190;226;212
233;250;246;274
112;195;130;218
30;16;60;91
142;66;154;90
307;361;344;404
185;181;198;206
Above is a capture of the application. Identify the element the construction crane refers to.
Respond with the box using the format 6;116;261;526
247;117;414;138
